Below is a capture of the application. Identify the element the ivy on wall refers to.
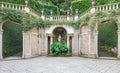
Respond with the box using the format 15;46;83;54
0;8;120;31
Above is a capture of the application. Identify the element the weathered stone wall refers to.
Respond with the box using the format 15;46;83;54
80;25;89;56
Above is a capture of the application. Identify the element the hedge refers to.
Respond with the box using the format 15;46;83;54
71;0;91;15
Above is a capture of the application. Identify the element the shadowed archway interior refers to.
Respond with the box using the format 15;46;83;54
53;27;67;44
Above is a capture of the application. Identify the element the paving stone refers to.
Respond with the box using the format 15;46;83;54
0;57;120;73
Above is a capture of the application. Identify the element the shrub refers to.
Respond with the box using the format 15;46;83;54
71;0;91;15
51;42;68;56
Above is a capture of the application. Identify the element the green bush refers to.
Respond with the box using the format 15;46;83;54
51;42;68;56
71;0;91;15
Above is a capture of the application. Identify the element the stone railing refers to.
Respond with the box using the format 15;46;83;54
44;15;74;21
0;2;25;10
0;2;120;21
0;2;40;17
53;16;67;20
79;3;120;19
95;3;120;12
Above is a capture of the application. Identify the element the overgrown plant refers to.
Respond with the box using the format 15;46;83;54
51;42;68;56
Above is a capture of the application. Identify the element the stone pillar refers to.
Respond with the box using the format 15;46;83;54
22;31;32;58
94;29;98;58
38;28;42;55
50;35;53;53
67;35;70;48
88;29;91;55
67;10;70;21
0;30;3;60
78;34;81;55
41;9;45;20
50;10;53;21
50;35;53;45
74;9;78;21
118;30;120;58
22;31;25;58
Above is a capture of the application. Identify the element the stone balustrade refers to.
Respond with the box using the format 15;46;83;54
0;2;25;10
0;2;120;21
44;15;74;21
79;3;120;19
53;16;67;21
95;3;119;12
0;2;40;17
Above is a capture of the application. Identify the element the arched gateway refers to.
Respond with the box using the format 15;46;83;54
1;2;120;60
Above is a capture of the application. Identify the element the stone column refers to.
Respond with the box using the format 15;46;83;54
88;29;91;55
78;34;81;55
94;29;98;58
67;35;70;48
0;30;3;60
23;31;32;58
22;31;25;58
50;35;53;53
118;30;120;58
38;28;41;55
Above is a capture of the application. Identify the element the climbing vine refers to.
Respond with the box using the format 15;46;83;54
0;8;120;31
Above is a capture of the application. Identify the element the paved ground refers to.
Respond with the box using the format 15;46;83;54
98;49;113;57
0;57;120;73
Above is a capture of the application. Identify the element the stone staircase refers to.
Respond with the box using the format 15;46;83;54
0;2;120;21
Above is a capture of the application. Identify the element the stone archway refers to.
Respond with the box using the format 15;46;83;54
53;27;67;44
46;25;74;55
93;18;120;58
0;20;23;60
98;21;118;57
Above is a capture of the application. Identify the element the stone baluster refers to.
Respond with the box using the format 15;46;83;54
67;35;70;48
116;4;119;9
74;9;78;21
113;4;115;9
5;4;7;8
12;5;14;9
50;10;53;21
67;10;70;21
109;5;111;10
8;4;11;8
1;3;4;8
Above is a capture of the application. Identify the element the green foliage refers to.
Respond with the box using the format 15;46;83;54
0;0;59;15
0;0;25;4
98;21;118;48
51;42;68;56
2;21;22;57
28;0;59;15
96;0;120;5
1;8;22;23
71;0;91;15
